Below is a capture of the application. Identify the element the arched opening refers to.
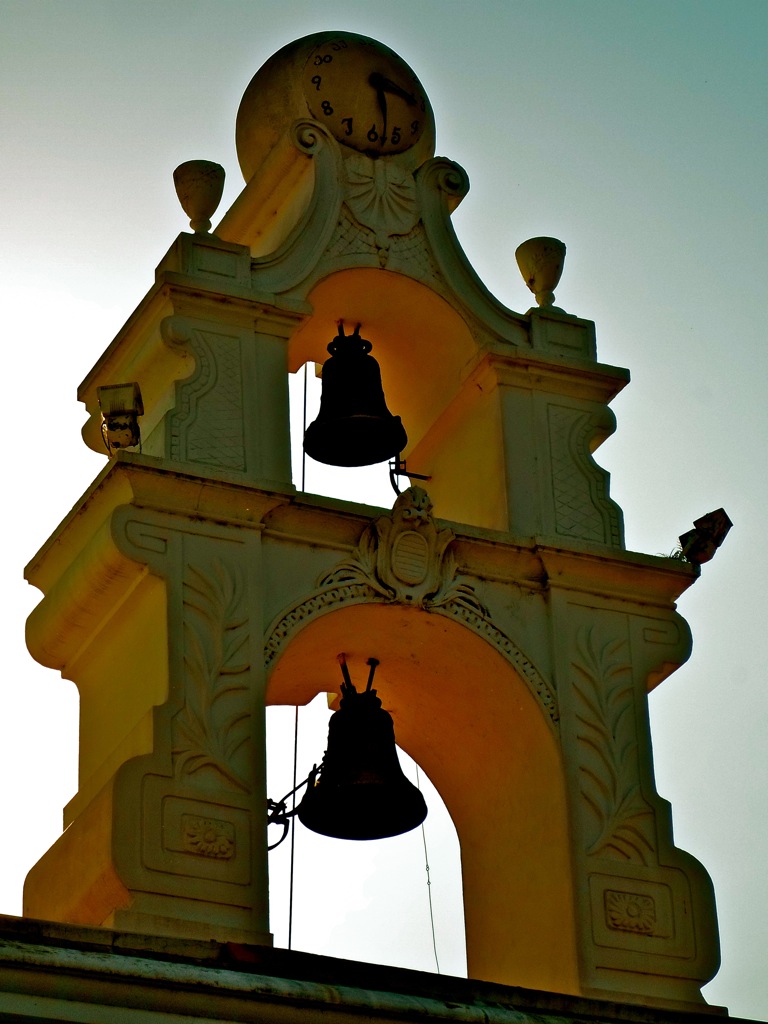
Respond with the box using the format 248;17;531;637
285;268;497;524
266;694;466;974
266;602;580;993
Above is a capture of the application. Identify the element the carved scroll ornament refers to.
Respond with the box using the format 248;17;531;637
265;488;558;724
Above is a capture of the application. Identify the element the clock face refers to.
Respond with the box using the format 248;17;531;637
303;35;428;156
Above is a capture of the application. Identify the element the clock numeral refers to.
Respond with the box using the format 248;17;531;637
341;117;353;136
313;54;333;65
391;126;401;145
367;124;380;143
330;39;348;51
411;120;420;135
311;75;321;91
321;100;334;116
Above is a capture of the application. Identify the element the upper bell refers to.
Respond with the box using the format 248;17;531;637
303;323;407;467
297;658;427;841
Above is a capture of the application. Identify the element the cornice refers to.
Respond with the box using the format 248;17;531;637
0;916;731;1022
471;349;630;405
24;460;696;676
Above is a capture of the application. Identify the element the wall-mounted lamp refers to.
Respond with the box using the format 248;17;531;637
678;508;733;565
97;382;144;456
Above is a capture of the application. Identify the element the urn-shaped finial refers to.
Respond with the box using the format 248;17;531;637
515;236;566;309
173;160;225;234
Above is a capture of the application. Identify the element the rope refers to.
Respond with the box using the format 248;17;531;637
416;765;440;974
288;705;299;949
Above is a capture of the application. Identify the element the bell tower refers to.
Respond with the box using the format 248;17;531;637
23;30;722;1013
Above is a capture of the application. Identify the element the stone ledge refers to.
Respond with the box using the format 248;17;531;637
0;916;742;1024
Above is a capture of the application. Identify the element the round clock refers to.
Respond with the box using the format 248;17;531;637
302;35;429;156
236;32;435;182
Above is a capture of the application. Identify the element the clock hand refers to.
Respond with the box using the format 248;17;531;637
369;75;388;143
369;72;417;106
379;88;388;143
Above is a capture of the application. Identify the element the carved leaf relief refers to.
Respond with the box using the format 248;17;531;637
173;560;251;791
573;625;655;863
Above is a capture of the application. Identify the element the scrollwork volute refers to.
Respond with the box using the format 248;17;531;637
290;117;334;155
417;156;470;206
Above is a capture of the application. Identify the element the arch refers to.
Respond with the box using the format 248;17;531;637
266;602;580;994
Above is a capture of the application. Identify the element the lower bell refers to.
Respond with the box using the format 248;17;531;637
297;660;427;841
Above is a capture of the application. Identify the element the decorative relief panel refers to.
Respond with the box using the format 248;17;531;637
141;787;252;888
388;223;441;281
328;208;439;280
321;485;460;605
265;488;558;724
110;514;262;912
572;625;655;863
588;872;682;954
172;559;251;792
548;403;623;546
162;318;246;471
327;206;379;260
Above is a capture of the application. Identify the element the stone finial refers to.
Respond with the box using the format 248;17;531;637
173;160;225;234
515;236;566;309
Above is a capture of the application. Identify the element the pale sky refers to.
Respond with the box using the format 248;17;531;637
1;1;766;1018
